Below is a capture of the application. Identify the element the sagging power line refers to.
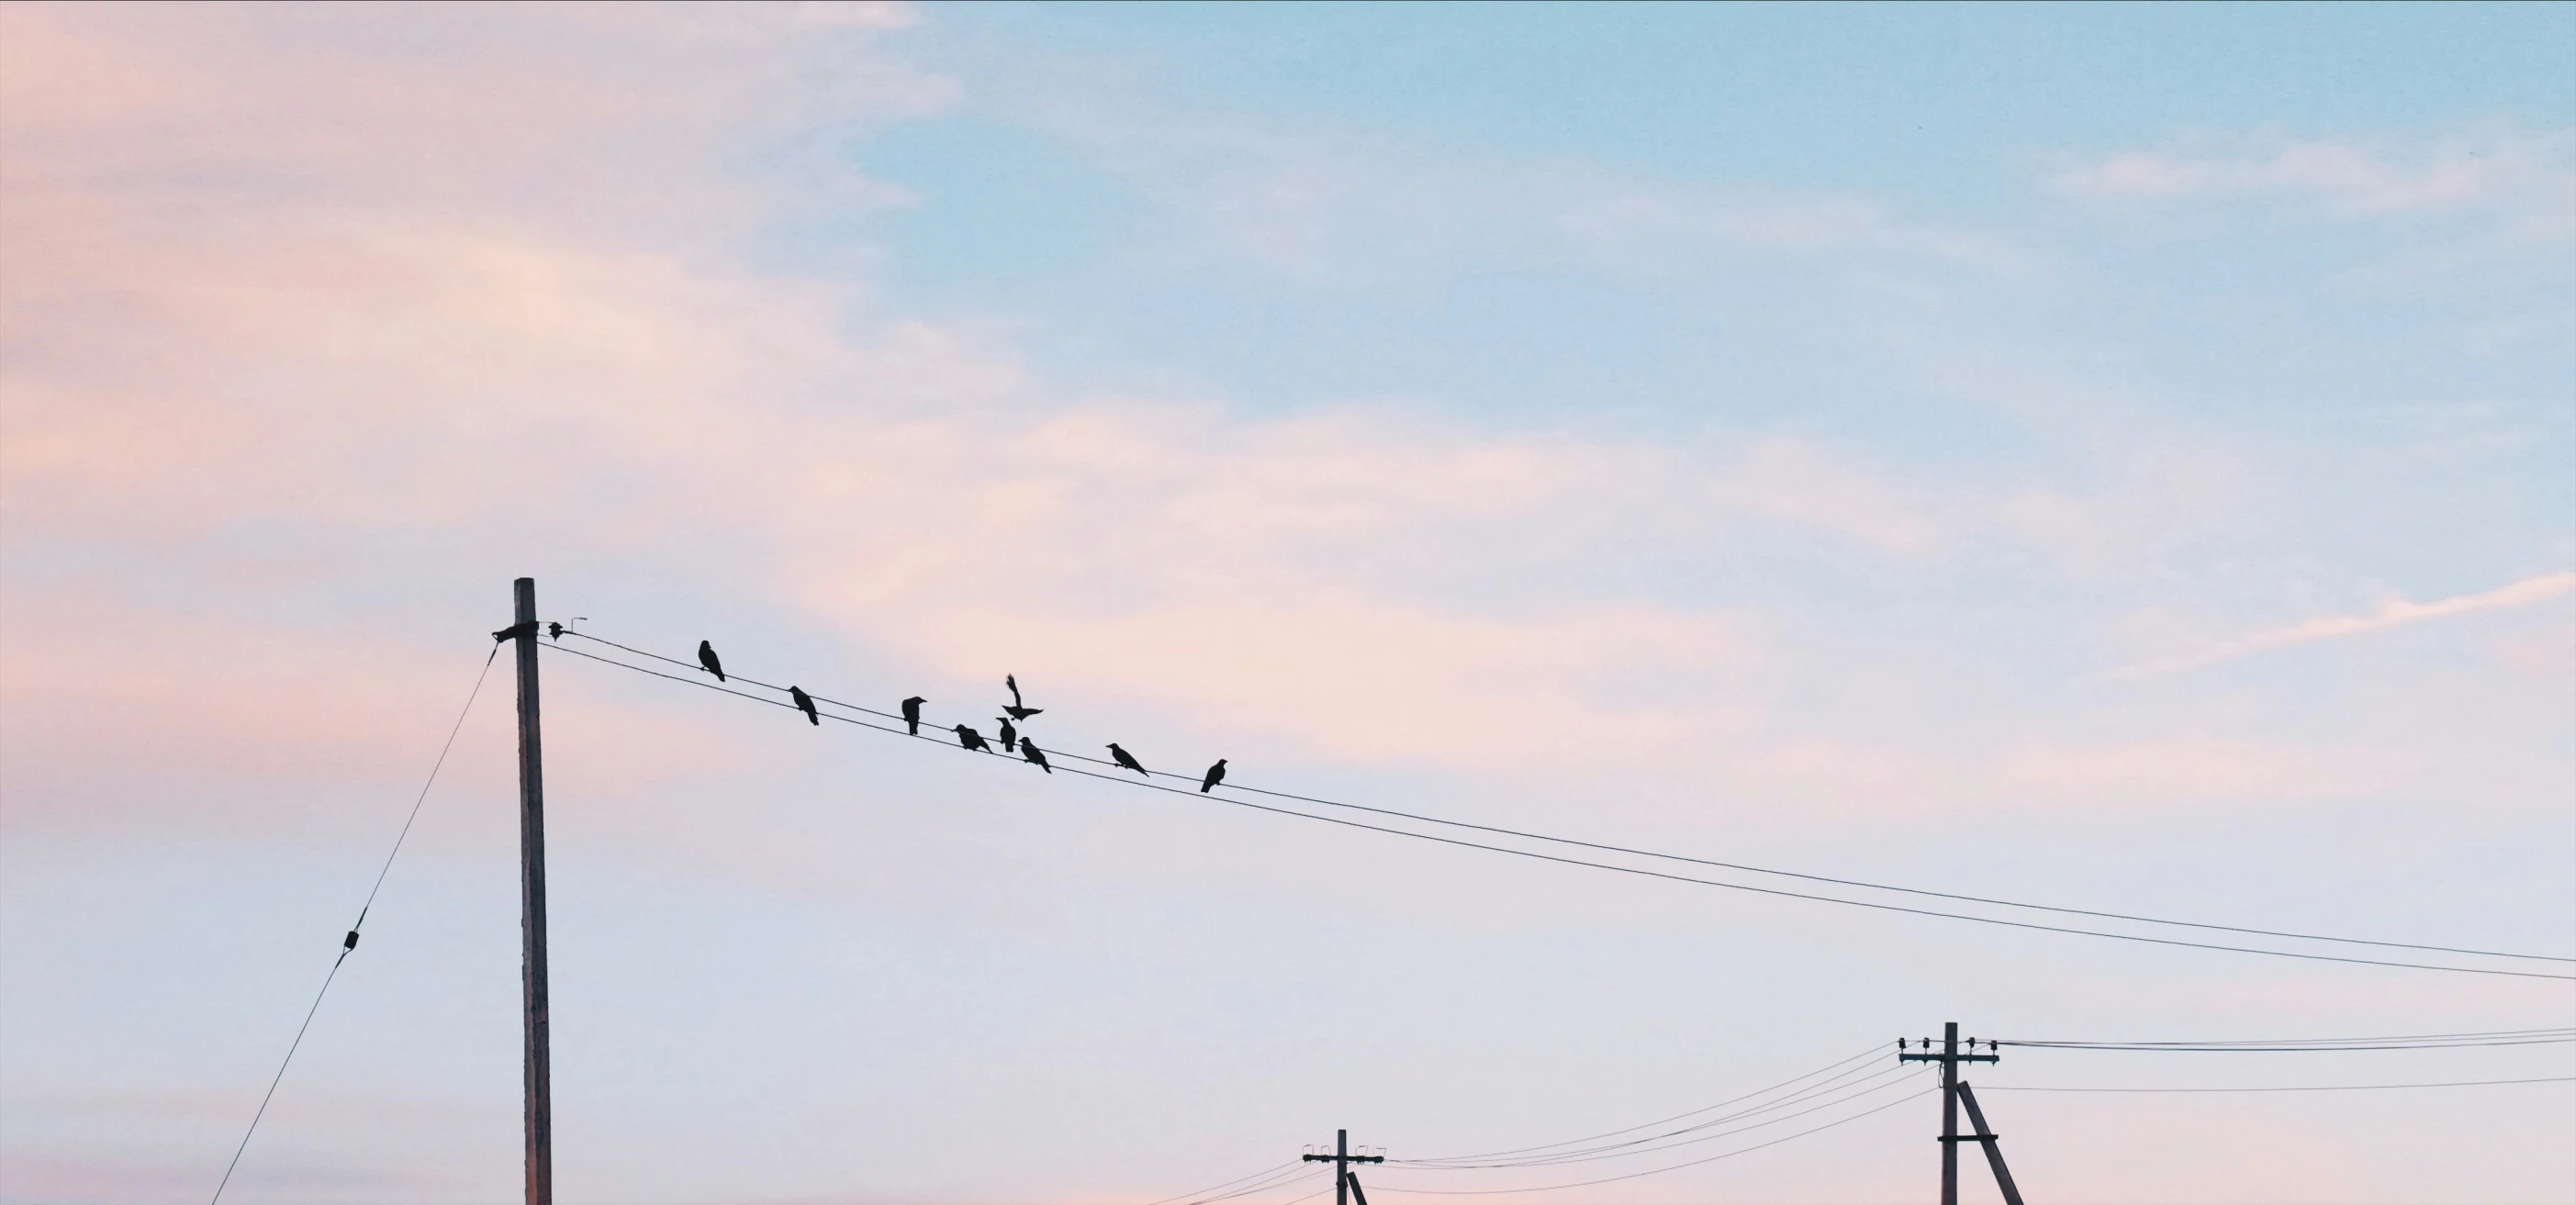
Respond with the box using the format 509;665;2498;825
1997;1027;2576;1053
537;629;2575;980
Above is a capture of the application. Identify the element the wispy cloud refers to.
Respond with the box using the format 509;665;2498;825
997;93;2020;285
2117;571;2576;678
2053;128;2576;217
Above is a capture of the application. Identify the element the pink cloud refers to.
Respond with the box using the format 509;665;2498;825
2117;571;2576;678
5;2;2560;864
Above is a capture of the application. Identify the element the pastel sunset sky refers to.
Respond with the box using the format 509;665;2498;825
2;4;2570;1202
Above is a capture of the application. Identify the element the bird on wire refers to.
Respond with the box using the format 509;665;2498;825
1200;759;1226;793
1021;738;1052;773
995;717;1018;753
789;686;819;726
698;641;725;682
1002;674;1044;720
901;696;925;736
955;724;989;752
546;621;565;641
1107;742;1148;777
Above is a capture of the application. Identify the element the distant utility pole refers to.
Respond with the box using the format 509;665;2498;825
1302;1129;1385;1205
1898;1021;2021;1205
504;578;553;1205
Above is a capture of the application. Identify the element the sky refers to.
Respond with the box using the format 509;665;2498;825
2;2;2571;1202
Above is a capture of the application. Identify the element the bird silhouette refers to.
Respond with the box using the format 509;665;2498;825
1021;738;1052;773
901;697;925;735
790;686;819;726
955;724;989;752
1107;742;1148;777
547;621;565;641
697;641;725;682
1002;674;1045;720
1200;759;1227;793
995;718;1017;753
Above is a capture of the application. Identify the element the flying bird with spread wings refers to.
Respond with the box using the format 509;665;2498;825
697;641;725;682
1002;675;1044;720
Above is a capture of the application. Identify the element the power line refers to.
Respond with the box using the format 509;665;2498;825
1396;1054;1913;1168
1998;1029;2576;1053
2002;1026;2576;1045
350;645;502;940
557;632;2570;966
1395;1045;1887;1165
207;956;347;1205
1142;1161;1304;1205
1365;1086;1936;1195
1983;1076;2576;1092
1188;1168;1327;1205
535;638;2576;981
1397;1066;1927;1169
209;645;499;1204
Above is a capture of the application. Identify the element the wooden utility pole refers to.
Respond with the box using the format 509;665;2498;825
1898;1021;2006;1205
510;577;553;1205
1303;1129;1384;1205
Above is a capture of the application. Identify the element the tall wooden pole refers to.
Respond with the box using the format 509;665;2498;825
1336;1129;1349;1205
1899;1022;1998;1205
1940;1021;1959;1205
512;577;553;1205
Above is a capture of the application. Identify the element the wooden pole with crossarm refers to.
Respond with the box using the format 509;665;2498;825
1899;1021;2018;1205
1303;1129;1384;1205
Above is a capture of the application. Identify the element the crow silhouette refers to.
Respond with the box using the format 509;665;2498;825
1107;742;1148;778
1002;674;1045;720
1021;738;1052;773
697;641;725;682
790;686;819;726
1200;759;1226;793
955;724;990;752
995;718;1017;753
901;696;925;736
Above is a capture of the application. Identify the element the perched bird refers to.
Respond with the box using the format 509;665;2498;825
698;641;725;682
546;621;565;641
1107;742;1148;778
1002;674;1044;720
790;686;819;726
955;724;990;752
1200;759;1227;793
1021;738;1052;773
901;696;925;736
995;718;1017;753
